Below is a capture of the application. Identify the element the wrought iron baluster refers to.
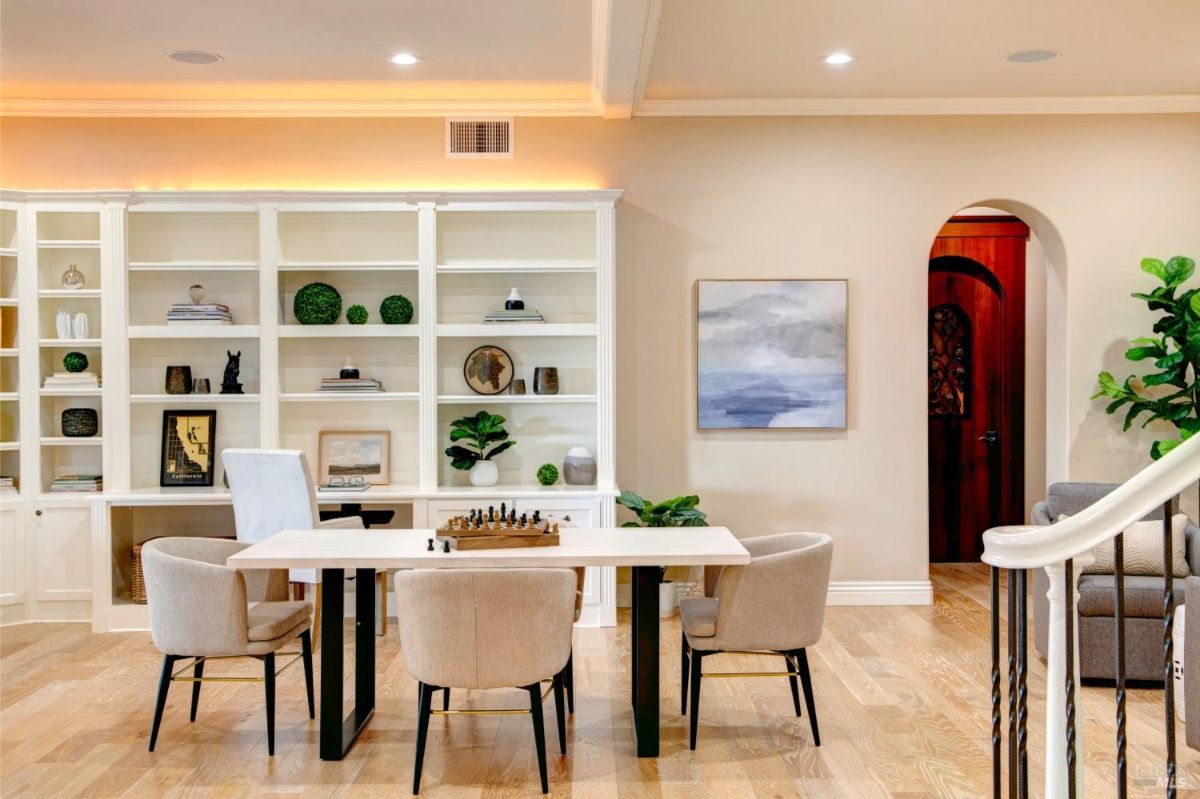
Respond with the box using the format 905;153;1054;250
1008;569;1018;798
1163;499;1177;799
1114;532;1127;799
991;567;1002;799
1065;557;1077;799
1016;568;1029;799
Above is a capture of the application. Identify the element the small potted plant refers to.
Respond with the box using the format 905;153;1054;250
616;491;708;616
444;410;515;487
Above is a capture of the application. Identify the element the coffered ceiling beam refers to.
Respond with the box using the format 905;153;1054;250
591;0;663;119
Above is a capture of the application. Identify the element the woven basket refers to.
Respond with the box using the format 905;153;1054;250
130;539;158;604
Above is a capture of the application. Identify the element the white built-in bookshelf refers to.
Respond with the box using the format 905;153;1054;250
0;189;620;628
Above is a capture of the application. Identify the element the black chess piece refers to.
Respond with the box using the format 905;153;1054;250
427;538;434;551
488;505;494;522
468;509;476;522
520;513;527;526
500;502;507;519
442;540;451;553
510;510;517;524
532;510;541;525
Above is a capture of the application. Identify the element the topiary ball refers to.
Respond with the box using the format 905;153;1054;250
293;282;342;325
536;463;559;486
379;294;414;325
346;304;369;325
63;351;89;373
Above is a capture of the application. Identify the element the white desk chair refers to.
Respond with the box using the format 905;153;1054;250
221;448;388;645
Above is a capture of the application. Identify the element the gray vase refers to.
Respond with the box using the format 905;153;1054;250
562;447;596;486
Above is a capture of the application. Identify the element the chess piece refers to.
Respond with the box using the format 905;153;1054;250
427;538;434;551
520;513;527;526
500;502;507;519
532;510;541;525
488;505;494;522
442;540;451;553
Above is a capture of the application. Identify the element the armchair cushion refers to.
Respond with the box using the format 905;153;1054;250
679;597;718;638
247;600;314;642
1076;574;1188;618
1074;514;1191;577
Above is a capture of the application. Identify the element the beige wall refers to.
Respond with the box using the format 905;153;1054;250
3;114;1199;584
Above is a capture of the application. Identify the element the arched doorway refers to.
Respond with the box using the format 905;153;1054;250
928;214;1029;562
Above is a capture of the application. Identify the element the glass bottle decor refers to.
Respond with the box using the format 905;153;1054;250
61;263;85;290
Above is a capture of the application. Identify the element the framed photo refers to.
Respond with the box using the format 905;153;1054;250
160;410;217;487
318;430;390;485
696;279;847;429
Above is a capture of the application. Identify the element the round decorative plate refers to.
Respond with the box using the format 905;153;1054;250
463;345;514;395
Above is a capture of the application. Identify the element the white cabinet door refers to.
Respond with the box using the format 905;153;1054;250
0;502;25;606
528;499;608;625
426;497;518;528
34;505;92;602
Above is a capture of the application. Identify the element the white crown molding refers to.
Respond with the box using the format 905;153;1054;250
636;95;1200;117
0;188;624;205
0;97;598;118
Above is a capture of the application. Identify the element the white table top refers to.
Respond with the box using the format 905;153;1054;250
226;527;750;570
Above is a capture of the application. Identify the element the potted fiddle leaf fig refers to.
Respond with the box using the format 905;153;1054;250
444;410;515;487
616;491;708;617
1094;255;1200;460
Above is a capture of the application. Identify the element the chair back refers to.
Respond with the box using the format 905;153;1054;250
712;532;833;652
222;449;321;544
394;568;576;690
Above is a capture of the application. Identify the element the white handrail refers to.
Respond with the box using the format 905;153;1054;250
982;432;1200;569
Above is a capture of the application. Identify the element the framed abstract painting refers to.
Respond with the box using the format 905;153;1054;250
696;279;847;429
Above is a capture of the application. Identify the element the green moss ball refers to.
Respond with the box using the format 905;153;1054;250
293;282;342;325
536;463;559;486
63;351;89;373
379;294;414;325
346;304;369;325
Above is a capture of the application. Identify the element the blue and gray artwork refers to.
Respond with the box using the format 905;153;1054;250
697;280;846;429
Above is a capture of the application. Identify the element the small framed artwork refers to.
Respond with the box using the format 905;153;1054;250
696;279;847;429
463;344;514;395
160;409;217;487
318;430;390;485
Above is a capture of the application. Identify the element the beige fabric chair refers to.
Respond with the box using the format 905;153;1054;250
679;532;833;750
141;537;314;755
394;568;577;795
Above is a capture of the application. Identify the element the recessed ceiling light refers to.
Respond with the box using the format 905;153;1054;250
166;50;222;65
390;53;422;66
1006;49;1059;63
822;52;855;65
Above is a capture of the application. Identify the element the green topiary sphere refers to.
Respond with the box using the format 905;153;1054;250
63;351;89;373
379;294;414;325
293;282;342;324
536;463;559;486
346;304;369;325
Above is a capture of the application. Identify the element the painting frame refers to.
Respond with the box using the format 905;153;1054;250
695;278;848;431
317;429;391;486
159;409;217;487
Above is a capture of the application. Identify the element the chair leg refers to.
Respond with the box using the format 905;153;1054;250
796;648;820;746
784;652;802;717
442;687;450;711
148;654;179;752
188;658;205;722
552;670;567;754
680;630;690;715
312;587;322;651
413;683;434;795
263;652;276;756
301;629;315;719
378;571;388;637
564;651;575;714
688;650;705;750
526;684;549;794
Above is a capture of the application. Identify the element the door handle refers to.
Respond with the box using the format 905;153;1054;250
977;430;998;445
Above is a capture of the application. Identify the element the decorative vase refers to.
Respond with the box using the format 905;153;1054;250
55;308;71;339
510;378;526;395
192;378;211;394
72;312;88;339
60;264;85;290
505;288;525;311
658;580;677;618
340;357;360;379
61;407;99;437
165;365;192;395
562;447;596;485
469;460;499;487
533;367;559;395
189;284;205;303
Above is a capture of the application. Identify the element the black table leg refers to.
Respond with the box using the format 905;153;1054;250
631;565;660;757
319;568;376;760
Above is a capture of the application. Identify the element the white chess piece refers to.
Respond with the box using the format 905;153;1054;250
72;312;89;339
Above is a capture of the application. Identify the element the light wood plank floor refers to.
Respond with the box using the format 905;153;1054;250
2;565;1198;797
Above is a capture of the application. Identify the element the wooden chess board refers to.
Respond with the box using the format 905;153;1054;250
435;510;561;550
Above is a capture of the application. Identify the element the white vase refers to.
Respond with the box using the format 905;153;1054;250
658;580;677;618
469;460;498;487
56;308;71;339
72;312;88;339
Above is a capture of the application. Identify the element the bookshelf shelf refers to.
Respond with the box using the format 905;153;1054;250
129;393;260;404
40;436;103;446
128;325;260;339
278;324;419;338
280;392;419;403
437;323;597;338
128;261;258;272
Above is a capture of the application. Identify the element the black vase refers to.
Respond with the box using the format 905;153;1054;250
61;407;99;437
165;365;192;395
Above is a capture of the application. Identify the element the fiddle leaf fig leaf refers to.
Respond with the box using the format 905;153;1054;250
1142;258;1168;282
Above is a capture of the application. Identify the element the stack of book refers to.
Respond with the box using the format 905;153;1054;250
43;372;100;390
51;474;103;493
317;377;383;393
484;308;544;323
0;476;16;495
167;303;232;326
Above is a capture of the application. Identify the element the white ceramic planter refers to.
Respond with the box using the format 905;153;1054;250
659;580;676;618
469;460;499;487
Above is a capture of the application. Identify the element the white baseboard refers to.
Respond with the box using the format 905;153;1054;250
617;579;933;608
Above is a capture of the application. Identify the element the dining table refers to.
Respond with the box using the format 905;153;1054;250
226;525;750;759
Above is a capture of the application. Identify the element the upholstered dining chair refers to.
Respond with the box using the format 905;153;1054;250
394;568;577;795
141;537;314;756
679;532;833;750
222;448;388;646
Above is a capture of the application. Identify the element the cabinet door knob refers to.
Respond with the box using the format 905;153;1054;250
35;509;43;516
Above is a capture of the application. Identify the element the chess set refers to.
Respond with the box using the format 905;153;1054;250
433;504;561;551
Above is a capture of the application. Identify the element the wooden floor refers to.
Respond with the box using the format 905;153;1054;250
2;564;1198;797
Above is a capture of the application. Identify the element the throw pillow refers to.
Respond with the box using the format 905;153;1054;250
1061;513;1191;577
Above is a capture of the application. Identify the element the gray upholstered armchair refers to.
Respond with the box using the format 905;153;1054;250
1187;577;1200;751
1031;482;1199;682
679;532;833;750
141;537;315;755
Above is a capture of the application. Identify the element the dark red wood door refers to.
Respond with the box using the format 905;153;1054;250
928;216;1027;562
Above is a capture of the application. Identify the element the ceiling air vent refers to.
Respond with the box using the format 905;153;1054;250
445;117;514;158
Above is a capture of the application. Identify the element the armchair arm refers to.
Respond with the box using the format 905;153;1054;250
1031;501;1053;526
143;546;250;657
